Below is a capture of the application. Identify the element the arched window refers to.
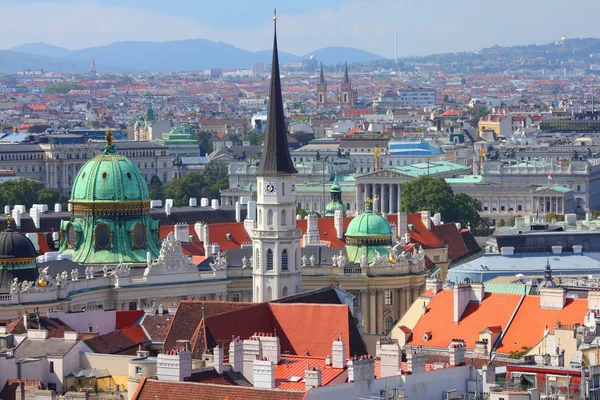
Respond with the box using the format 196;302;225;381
281;209;287;226
282;286;288;297
267;286;273;301
258;209;262;224
384;316;394;334
282;182;285;196
267;209;273;226
256;248;260;269
266;249;273;270
281;249;288;270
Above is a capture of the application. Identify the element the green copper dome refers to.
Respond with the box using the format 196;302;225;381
70;144;149;202
345;204;392;263
325;177;346;218
59;131;160;265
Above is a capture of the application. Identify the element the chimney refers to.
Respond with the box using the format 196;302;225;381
433;213;442;226
425;277;443;295
12;209;21;229
303;213;321;246
331;334;346;369
305;365;322;389
347;355;375;382
325;354;332;366
334;210;344;240
174;223;189;243
203;224;210;247
165;201;172;216
30;208;40;230
500;246;515;256
448;340;466;366
540;287;566;310
63;331;78;341
573;245;583;254
258;333;280;363
253;358;275;389
552;245;562;255
406;346;425;374
211;199;219;210
474;340;489;357
54;203;61;213
214;345;224;374
470;282;485;303
189;198;197;207
453;283;470;323
243;336;262;383
201;198;209;207
156;348;192;382
136;345;150;358
397;212;408;239
420;211;431;230
229;336;243;372
380;343;401;378
195;222;204;242
421;302;427;316
235;201;241;222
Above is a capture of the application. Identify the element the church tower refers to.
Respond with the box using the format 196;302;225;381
317;62;327;107
252;9;302;302
340;61;357;106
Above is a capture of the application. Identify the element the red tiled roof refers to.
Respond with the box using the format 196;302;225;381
163;301;252;357
121;324;149;344
409;291;521;349
274;356;345;390
296;217;353;247
7;316;75;338
132;378;305;400
405;214;445;249
440;110;461;117
159;225;205;256
206;222;250;251
433;223;469;261
84;325;148;354
498;296;587;354
116;310;144;329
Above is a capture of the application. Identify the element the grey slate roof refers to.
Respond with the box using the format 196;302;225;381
14;338;78;358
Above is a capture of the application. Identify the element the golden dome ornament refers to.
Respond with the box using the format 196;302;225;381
37;279;47;287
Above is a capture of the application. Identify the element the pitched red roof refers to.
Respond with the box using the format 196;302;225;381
296;217;353;247
409;290;521;350
116;310;144;329
84;325;148;354
206;222;250;251
132;378;305;400
405;214;445;249
7;316;75;338
159;225;205;256
433;223;469;261
274;355;346;390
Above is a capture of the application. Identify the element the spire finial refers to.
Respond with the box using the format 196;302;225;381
105;129;114;146
5;215;13;230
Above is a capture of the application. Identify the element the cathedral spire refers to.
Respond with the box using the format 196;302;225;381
318;62;325;85
256;8;297;176
343;61;350;85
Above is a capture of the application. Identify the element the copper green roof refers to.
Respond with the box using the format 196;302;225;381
345;205;392;263
346;208;392;238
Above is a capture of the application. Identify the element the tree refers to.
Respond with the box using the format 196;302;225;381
148;176;164;201
163;172;205;207
200;161;228;199
545;212;563;223
44;82;85;94
0;179;67;209
245;131;264;146
196;131;213;156
400;176;481;228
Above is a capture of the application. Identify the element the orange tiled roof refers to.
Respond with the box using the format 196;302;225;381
133;378;305;400
498;296;588;354
274;356;345;390
120;324;149;344
409;291;522;349
116;310;144;329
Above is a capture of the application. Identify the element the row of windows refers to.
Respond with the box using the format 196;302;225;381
259;209;290;226
256;248;294;271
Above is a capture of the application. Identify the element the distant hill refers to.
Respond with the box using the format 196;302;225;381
4;39;385;73
303;47;384;65
0;50;94;74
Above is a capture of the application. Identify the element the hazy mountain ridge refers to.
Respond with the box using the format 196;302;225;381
4;39;383;73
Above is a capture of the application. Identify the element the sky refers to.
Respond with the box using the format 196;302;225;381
1;0;600;57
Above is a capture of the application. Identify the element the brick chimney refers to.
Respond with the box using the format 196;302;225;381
229;336;243;372
380;343;401;378
406;346;425;374
347;355;375;382
420;211;431;231
425;277;443;295
257;333;280;363
540;287;566;310
448;339;466;366
243;336;262;383
157;347;192;382
334;210;344;240
453;283;470;323
213;345;224;374
331;334;346;369
305;364;322;389
253;358;275;389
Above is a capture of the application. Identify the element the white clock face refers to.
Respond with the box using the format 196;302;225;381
264;181;277;195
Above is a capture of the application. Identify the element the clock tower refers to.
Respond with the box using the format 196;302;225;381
252;9;302;302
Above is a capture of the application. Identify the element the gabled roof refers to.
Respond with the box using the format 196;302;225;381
116;310;144;329
7;316;75;338
84;325;148;354
409;291;522;349
433;223;469;261
132;378;305;400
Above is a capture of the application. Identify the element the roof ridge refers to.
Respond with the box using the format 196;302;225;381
144;379;305;392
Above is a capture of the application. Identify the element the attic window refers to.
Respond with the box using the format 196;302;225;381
423;332;431;342
226;233;232;240
288;376;302;382
408;224;415;231
127;172;132;179
102;172;108;180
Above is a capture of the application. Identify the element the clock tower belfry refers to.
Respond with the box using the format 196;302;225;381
252;9;302;303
